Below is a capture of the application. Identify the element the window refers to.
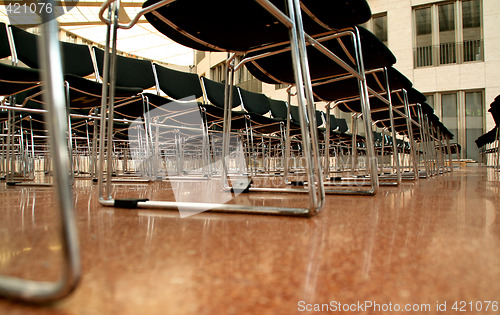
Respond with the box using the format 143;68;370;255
413;0;483;68
27;27;40;35
441;93;459;141
210;62;225;83
465;91;483;161
425;94;435;109
462;0;482;62
210;59;262;92
439;3;456;64
275;83;288;90
82;39;93;46
425;90;484;161
234;57;261;92
66;32;77;44
362;13;388;46
415;7;433;66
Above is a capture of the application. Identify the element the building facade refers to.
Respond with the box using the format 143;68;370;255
195;0;500;163
368;0;499;163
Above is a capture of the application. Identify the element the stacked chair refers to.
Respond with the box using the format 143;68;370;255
47;0;458;212
2;24;144;184
1;2;458;210
94;0;380;215
476;95;499;169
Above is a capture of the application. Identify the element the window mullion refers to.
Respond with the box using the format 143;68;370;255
431;4;440;66
456;1;464;64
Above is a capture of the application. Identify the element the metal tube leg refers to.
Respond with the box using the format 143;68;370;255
0;4;80;302
221;53;237;190
446;138;453;172
352;26;378;194
402;91;418;180
383;68;400;185
6;109;13;181
65;82;75;183
98;2;120;200
283;88;293;184
351;114;358;173
324;104;332;179
287;0;325;213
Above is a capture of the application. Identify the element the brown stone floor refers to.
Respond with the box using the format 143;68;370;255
0;167;499;314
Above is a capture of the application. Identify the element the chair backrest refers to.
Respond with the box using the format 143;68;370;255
200;77;241;109
154;64;203;100
10;25;94;77
238;87;270;115
268;98;288;120
325;113;339;131
93;47;156;89
336;118;349;133
289;105;323;127
0;23;12;59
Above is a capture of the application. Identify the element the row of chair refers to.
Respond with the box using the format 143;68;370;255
1;1;456;201
476;94;499;169
0;0;459;304
1;21;364;185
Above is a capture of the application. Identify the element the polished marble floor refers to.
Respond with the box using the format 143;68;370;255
0;167;499;314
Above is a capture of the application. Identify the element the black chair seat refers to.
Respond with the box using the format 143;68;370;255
245;112;283;134
337;87;426;114
325;130;363;146
314;67;412;102
300;0;371;31
244;27;396;85
488;99;500;126
65;75;143;109
0;63;41;96
475;127;498;148
21;75;143;110
419;101;434;115
201;103;247;130
143;0;372;52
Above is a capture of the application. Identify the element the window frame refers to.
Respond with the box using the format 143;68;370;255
412;0;483;68
362;12;388;47
424;89;485;160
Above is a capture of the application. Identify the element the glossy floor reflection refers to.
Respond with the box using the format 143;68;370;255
0;167;499;314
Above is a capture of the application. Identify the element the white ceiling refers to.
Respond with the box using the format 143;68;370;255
0;0;195;66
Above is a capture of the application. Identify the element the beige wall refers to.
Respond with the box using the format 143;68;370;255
369;0;500;131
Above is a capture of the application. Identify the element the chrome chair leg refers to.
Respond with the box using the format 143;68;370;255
0;5;80;303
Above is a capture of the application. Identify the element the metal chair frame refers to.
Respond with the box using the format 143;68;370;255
0;2;81;303
96;0;326;216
